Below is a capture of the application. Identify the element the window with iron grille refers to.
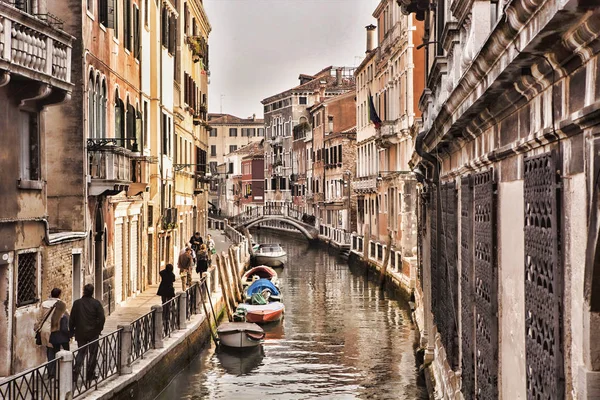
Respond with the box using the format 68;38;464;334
17;252;38;307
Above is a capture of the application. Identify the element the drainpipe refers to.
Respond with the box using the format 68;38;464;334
414;129;439;363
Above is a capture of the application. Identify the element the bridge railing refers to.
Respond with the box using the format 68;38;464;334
229;205;315;228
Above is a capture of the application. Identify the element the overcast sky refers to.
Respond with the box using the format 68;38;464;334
204;0;380;119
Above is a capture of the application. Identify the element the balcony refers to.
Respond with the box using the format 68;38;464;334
87;139;137;196
375;121;400;149
0;2;73;91
352;176;378;193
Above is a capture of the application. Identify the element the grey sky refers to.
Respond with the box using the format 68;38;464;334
204;0;380;119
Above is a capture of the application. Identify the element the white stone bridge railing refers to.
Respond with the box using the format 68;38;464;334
228;205;319;240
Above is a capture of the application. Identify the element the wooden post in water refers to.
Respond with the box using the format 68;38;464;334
243;228;254;256
379;232;394;287
229;247;243;302
220;252;237;312
215;255;233;321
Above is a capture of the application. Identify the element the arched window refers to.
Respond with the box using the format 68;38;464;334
101;80;107;137
95;78;101;138
88;73;95;139
126;99;136;150
115;89;125;141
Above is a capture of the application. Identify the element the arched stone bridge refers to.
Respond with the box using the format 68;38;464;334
228;205;319;240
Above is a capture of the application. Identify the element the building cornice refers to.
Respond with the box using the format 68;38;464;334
423;0;599;153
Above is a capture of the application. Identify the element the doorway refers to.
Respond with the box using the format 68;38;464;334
72;252;82;301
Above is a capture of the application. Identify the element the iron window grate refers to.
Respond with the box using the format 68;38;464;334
17;252;38;307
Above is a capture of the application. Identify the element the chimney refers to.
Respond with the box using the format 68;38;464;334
336;68;343;86
252;113;256;121
366;24;377;53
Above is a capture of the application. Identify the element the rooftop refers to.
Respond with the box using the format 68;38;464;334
207;113;264;125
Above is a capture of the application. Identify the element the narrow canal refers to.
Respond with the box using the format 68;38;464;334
157;230;427;400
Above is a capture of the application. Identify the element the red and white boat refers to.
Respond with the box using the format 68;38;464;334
241;266;279;288
237;302;285;324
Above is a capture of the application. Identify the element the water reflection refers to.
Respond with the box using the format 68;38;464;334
156;231;426;400
216;346;264;376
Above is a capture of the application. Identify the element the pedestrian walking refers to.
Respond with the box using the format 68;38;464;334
196;244;210;276
189;232;203;253
70;284;105;383
48;300;70;377
157;264;176;304
178;247;194;290
34;288;66;377
206;234;216;267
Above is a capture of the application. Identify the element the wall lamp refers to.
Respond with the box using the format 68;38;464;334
416;40;442;50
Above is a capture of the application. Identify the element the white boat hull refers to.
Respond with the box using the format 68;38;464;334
217;322;265;349
253;254;286;268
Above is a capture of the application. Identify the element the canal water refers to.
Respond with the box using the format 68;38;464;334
156;230;427;400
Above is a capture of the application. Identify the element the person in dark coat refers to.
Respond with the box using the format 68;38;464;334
70;284;105;383
196;244;210;276
157;264;176;304
189;232;203;253
178;247;194;290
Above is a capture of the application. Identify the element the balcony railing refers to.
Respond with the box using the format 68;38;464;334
0;2;72;88
352;177;378;193
87;139;136;196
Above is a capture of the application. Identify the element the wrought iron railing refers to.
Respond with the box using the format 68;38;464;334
185;283;199;320
0;358;60;400
72;329;121;398
130;310;155;362
162;295;180;338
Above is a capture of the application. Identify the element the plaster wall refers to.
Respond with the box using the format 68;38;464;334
498;179;526;399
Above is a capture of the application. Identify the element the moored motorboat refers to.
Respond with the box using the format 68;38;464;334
252;244;287;268
244;278;282;303
217;322;265;349
237;302;285;324
242;266;279;288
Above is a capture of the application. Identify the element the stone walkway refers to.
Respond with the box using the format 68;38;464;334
103;228;230;333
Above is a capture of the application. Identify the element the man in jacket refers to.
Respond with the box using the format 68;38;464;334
178;247;194;290
189;231;203;253
70;284;105;383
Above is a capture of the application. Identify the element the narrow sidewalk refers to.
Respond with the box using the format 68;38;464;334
104;228;230;333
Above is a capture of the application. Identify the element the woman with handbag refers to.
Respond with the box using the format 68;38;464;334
34;288;67;377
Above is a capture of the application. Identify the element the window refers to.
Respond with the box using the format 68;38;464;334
148;205;153;227
299;96;307;105
161;8;168;48
115;92;125;140
210;145;216;156
229;145;237;153
144;0;148;27
258;128;264;137
162;113;169;155
133;5;140;59
143;100;149;148
229;128;238;137
114;0;119;38
19;111;40;181
209;161;217;173
88;0;93;11
124;0;131;51
88;76;95;139
17;251;38;307
95;79;101;138
248;128;256;137
183;2;188;35
228;163;234;174
100;81;107;137
210;128;217;137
